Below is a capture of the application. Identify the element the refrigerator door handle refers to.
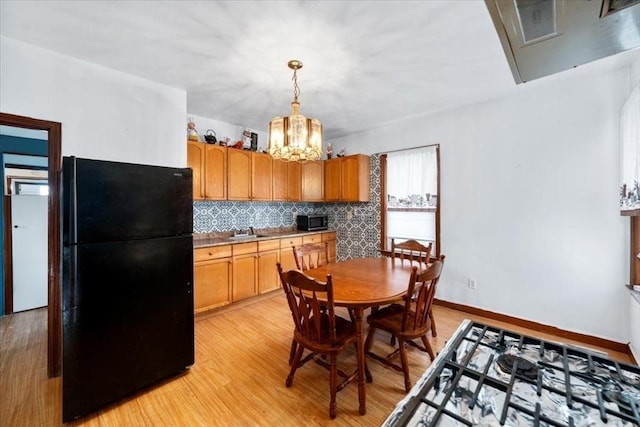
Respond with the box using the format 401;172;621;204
69;156;78;245
69;245;79;311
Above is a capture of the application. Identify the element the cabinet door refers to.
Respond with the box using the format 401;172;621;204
280;236;303;272
228;149;252;200
232;253;257;301
251;151;273;200
272;159;288;201
287;161;302;201
258;249;280;294
342;154;370;202
301;161;324;201
187;141;205;200
324;158;342;201
194;258;231;312
322;231;337;264
204;144;227;200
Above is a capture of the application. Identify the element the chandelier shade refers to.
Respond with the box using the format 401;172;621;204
268;60;322;161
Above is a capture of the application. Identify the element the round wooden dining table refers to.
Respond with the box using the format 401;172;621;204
302;256;417;415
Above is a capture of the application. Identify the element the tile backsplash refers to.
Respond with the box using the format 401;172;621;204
193;200;318;232
193;154;381;261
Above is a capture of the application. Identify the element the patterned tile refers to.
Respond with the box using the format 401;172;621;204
193;154;383;262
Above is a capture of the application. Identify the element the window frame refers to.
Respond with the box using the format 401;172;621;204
380;144;441;259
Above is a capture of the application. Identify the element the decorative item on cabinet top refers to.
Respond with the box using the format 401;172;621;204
204;129;217;144
187;117;199;141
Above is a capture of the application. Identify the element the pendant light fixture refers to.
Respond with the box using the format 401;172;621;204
268;60;322;161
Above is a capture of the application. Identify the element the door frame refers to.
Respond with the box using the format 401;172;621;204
0;112;62;378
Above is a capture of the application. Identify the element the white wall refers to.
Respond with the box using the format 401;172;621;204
0;36;187;167
330;63;632;343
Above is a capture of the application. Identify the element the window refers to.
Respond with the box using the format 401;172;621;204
14;180;49;196
620;84;640;212
381;145;440;256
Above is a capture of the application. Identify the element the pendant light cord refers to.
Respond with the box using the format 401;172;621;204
292;69;300;103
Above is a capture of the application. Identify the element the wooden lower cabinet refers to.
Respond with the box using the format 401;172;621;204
302;234;321;244
193;246;232;313
232;242;258;301
279;236;303;272
257;240;280;294
194;233;335;312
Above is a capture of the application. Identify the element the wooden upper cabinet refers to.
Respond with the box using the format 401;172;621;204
273;159;302;202
227;149;252;200
272;159;288;201
324;154;370;202
187;141;227;200
324;158;342;202
204;144;227;200
251;151;273;200
342;154;370;202
187;141;205;200
189;144;368;203
301;160;324;201
287;161;302;201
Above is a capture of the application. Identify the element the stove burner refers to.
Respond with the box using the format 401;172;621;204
383;321;640;427
602;386;640;416
496;353;539;380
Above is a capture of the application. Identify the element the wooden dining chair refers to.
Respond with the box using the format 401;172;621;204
293;242;330;271
364;255;445;393
276;263;362;419
287;241;333;361
389;238;438;337
391;238;432;267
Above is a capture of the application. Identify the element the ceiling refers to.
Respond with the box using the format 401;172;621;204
0;1;638;140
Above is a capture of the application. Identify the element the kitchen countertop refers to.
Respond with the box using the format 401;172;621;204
193;228;334;248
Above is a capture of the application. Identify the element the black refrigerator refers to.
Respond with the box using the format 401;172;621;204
61;156;194;422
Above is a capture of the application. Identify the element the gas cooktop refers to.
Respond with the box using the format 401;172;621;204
383;320;640;426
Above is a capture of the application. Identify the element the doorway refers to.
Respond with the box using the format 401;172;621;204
3;153;49;314
0;112;61;378
8;166;49;312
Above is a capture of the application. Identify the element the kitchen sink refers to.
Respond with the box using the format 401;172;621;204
228;235;258;240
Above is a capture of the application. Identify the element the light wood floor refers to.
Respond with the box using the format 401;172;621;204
1;293;633;426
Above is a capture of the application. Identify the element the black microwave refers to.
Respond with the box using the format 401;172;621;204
296;214;328;231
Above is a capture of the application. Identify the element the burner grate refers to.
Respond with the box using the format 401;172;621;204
384;320;640;427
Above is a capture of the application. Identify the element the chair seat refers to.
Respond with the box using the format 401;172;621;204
367;304;430;340
295;314;356;352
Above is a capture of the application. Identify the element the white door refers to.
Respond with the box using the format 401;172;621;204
11;194;48;312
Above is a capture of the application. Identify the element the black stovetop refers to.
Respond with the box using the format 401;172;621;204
383;320;640;426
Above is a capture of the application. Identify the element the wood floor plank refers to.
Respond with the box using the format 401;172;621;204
0;293;633;426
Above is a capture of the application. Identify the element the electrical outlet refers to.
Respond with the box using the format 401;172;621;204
468;278;477;290
292;211;297;222
347;209;353;220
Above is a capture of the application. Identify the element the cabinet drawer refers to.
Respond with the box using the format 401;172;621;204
302;234;321;244
233;242;258;255
322;231;336;241
194;245;232;262
258;239;280;252
280;236;303;250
